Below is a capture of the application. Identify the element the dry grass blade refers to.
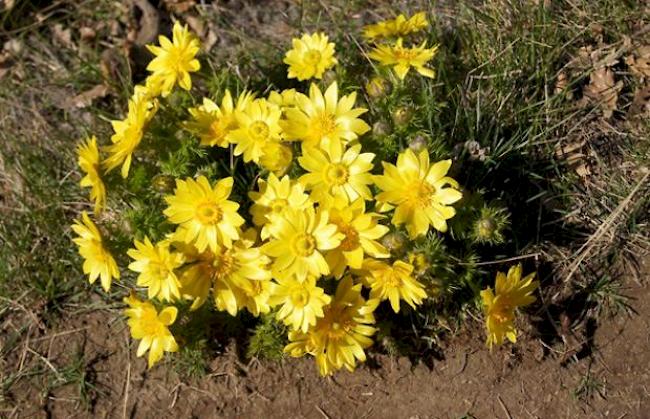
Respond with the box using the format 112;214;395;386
564;171;650;282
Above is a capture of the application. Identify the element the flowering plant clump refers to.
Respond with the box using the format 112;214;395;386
71;13;539;376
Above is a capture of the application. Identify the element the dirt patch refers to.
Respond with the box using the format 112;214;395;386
3;267;649;419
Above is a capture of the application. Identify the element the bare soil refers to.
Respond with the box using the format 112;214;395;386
3;267;649;419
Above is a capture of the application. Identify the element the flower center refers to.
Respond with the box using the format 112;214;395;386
384;271;402;288
337;223;360;251
209;116;236;142
406;181;435;208
290;288;310;308
140;311;165;335
325;163;349;186
249;121;270;141
213;251;237;280
304;49;323;66
269;198;288;215
293;233;316;257
196;202;222;225
393;47;419;61
313;112;337;138
150;262;169;280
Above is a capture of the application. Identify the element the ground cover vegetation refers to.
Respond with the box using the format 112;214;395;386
0;0;648;410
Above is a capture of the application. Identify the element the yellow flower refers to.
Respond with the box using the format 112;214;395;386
259;141;294;177
227;98;283;163
368;38;438;80
298;143;374;206
185;90;255;147
325;198;389;278
146;21;201;97
103;89;157;178
249;173;311;240
127;237;184;302
284;32;337;81
374;149;462;238
269;276;331;332
177;238;271;314
123;293;179;368
283;82;370;153
268;88;298;108
71;212;120;292
262;206;343;282
363;12;428;40
362;259;427;313
77;136;106;214
238;278;273;316
284;276;376;376
164;176;244;252
481;264;539;349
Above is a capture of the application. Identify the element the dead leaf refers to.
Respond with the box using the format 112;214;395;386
625;45;650;81
52;23;75;50
554;71;573;99
61;84;110;109
580;67;623;118
162;0;196;14
185;15;205;37
554;139;594;180
131;0;160;46
100;48;123;81
1;0;15;12
629;84;650;116
79;27;97;42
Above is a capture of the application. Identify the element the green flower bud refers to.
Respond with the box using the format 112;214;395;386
391;105;414;126
372;120;392;136
365;76;392;99
381;231;407;253
152;174;176;194
408;133;429;153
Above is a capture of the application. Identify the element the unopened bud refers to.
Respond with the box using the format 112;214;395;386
372;120;392;136
152;174;176;194
381;231;406;253
408;133;429;153
365;76;392;99
391;106;414;126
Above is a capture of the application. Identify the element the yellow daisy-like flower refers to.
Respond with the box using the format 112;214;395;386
268;88;298;109
374;149;462;238
77;136;106;214
362;259;427;313
164;176;244;252
249;173;311;240
283;82;370;154
227;98;283;164
325;198;389;278
123;293;179;368
238;278;273;316
298;143;375;206
185;90;255;148
285;276;376;376
103;88;157;178
259;141;294;177
363;12;428;40
269;276;331;332
177;237;271;314
127;237;184;302
262;206;343;282
71;212;120;292
146;21;201;97
368;38;438;80
283;32;337;81
481;264;539;349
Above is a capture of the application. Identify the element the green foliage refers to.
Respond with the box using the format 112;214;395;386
246;313;287;361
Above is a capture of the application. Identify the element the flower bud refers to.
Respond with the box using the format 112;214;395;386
152;174;176;194
372;120;392;137
365;76;392;99
408;133;429;153
381;231;406;253
391;105;414;126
